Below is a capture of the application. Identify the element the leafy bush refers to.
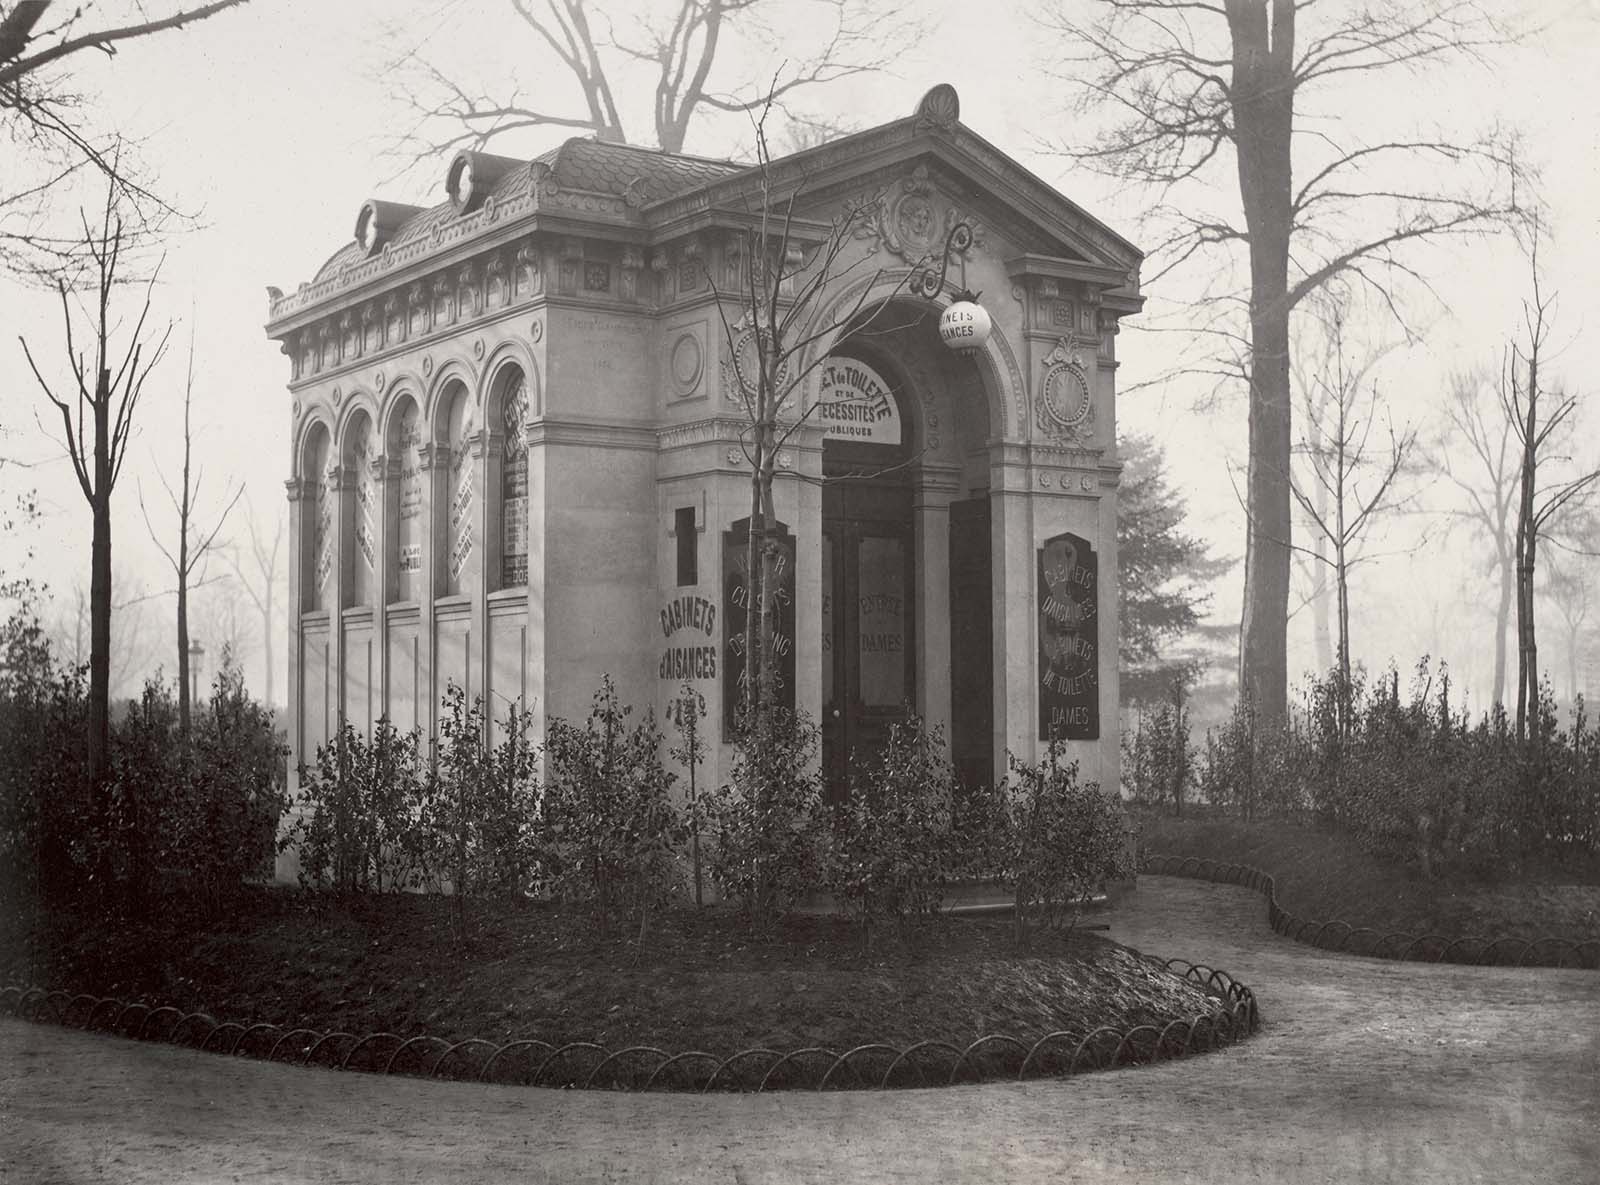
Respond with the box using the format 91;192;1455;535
1;610;286;913
539;677;684;936
287;716;431;893
1002;742;1133;944
1121;682;1195;813
288;683;539;900
699;709;824;933
822;716;956;940
1192;661;1600;877
0;608;93;906
431;684;543;900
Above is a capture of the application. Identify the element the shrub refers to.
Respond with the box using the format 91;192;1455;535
539;677;684;937
184;664;290;894
1122;682;1194;814
699;709;823;933
288;715;431;893
431;684;542;901
0;608;92;907
1193;660;1600;878
1;618;286;913
822;716;956;941
1001;742;1133;945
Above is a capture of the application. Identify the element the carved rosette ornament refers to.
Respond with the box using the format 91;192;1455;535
1035;338;1095;445
720;318;790;408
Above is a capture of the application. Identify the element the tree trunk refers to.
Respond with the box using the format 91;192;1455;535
262;581;274;707
1491;546;1512;709
1229;0;1296;724
1311;491;1333;672
178;550;192;735
90;368;114;898
1515;351;1539;740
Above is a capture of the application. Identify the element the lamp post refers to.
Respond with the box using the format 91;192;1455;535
913;221;992;355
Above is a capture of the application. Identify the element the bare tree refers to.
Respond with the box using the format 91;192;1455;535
385;0;913;160
1288;306;1418;735
220;492;284;706
1430;367;1519;708
1043;0;1525;722
190;575;255;677
0;0;248;276
1541;545;1594;706
19;186;169;801
49;567;162;698
1502;240;1600;738
140;337;242;735
706;101;923;726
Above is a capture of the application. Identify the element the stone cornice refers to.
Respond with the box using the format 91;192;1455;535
282;298;546;394
526;417;658;452
270;116;1144;341
1006;254;1138;294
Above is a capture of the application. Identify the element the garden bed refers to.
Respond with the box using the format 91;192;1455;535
1137;811;1600;946
1;888;1228;1066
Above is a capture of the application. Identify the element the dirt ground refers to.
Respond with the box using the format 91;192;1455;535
2;877;1597;1185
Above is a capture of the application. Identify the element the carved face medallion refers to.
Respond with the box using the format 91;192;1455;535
893;194;937;255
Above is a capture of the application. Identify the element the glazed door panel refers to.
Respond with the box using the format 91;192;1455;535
821;484;914;799
949;496;994;789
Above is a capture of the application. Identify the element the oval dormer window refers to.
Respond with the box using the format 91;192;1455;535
355;204;379;254
447;155;475;212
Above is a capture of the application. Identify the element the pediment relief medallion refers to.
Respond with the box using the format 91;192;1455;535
854;165;984;267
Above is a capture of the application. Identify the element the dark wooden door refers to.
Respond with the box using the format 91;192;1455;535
821;483;915;800
949;496;993;790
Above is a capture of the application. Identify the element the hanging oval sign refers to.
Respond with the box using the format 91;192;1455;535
815;356;902;445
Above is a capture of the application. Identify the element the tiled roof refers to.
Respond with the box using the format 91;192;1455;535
309;138;744;285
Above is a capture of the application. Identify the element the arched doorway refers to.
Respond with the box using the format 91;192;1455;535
815;299;1000;797
819;351;915;798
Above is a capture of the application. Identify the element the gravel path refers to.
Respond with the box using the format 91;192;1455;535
2;877;1596;1184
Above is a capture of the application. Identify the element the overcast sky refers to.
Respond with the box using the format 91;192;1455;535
3;0;1598;712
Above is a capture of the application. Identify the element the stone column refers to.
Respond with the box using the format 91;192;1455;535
470;428;499;711
328;461;350;736
913;465;962;739
989;453;1036;785
418;441;442;740
279;477;307;884
371;451;391;726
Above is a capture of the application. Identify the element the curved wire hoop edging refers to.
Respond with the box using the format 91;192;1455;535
0;923;1263;1092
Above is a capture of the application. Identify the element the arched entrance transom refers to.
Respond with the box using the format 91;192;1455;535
816;298;998;795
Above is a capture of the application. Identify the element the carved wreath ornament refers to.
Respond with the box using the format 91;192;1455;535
721;320;791;407
1036;338;1094;443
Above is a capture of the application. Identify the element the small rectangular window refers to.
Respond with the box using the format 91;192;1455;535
675;507;697;586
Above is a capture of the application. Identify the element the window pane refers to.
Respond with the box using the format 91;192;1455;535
501;377;529;588
445;391;475;596
351;416;375;605
308;428;331;611
857;535;906;707
396;403;423;601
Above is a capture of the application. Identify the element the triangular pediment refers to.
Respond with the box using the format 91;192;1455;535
643;93;1142;298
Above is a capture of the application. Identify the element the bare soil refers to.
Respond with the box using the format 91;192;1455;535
0;889;1217;1060
3;877;1597;1184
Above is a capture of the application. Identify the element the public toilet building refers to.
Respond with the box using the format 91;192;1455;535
266;86;1143;875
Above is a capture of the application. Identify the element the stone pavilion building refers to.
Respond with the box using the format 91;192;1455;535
265;85;1143;878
